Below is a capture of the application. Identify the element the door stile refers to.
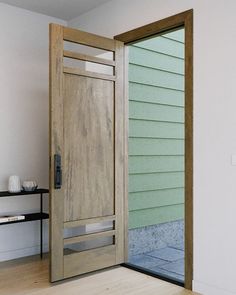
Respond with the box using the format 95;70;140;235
114;40;125;264
49;23;64;282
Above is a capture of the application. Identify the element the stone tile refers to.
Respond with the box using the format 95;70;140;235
128;254;167;269
146;247;184;262
170;243;184;251
159;259;184;276
149;265;184;282
128;220;184;256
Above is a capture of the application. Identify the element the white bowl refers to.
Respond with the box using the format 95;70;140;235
22;185;38;192
22;180;38;191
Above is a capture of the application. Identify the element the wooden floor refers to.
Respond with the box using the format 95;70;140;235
0;255;200;295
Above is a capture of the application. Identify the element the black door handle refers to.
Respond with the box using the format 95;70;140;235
54;154;62;189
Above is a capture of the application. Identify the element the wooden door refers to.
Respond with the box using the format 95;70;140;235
49;24;126;282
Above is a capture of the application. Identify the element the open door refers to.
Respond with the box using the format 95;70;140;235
49;24;126;282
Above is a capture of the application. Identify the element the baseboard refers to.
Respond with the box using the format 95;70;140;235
193;280;236;295
0;244;49;262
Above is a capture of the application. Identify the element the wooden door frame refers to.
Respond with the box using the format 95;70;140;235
114;9;193;290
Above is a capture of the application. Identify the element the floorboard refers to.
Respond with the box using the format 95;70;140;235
0;255;200;295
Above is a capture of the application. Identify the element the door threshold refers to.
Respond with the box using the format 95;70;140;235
121;263;184;288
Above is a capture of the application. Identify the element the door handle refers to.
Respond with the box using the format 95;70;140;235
54;154;62;189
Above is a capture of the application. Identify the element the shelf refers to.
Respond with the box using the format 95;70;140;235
0;188;48;258
0;189;49;198
0;212;49;225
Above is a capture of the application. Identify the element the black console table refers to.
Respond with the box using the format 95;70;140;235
0;188;49;258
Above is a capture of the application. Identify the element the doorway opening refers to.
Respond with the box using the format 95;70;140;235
115;9;193;289
127;27;185;284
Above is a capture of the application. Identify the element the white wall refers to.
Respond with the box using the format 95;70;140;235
0;3;66;261
69;1;236;295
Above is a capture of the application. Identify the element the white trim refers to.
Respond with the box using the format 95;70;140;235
193;280;236;295
0;244;48;262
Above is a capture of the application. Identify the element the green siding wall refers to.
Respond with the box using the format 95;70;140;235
128;29;185;229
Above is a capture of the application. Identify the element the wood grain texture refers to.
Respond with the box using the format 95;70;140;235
184;10;193;291
0;256;201;295
63;74;114;221
64;245;116;278
115;10;193;290
114;40;125;264
115;10;192;44
49;23;64;282
63;50;115;66
0;255;49;295
123;46;129;261
50;24;126;281
63;26;116;51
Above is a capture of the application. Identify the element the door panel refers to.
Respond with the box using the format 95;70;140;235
49;24;125;282
63;75;114;221
64;245;116;279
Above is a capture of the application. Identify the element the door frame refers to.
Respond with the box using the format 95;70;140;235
115;9;193;290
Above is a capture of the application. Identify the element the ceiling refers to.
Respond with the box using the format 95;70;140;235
1;0;112;21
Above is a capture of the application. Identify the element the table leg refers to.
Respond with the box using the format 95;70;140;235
40;193;43;259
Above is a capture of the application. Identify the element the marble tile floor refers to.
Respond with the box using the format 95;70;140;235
128;246;184;283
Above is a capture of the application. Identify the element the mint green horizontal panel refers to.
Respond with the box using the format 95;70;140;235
129;46;184;75
129;155;184;173
129;100;184;123
129;187;184;211
129;64;184;91
129;120;184;139
129;83;184;106
129;138;184;156
129;204;184;229
163;29;185;43
135;36;184;59
129;171;184;193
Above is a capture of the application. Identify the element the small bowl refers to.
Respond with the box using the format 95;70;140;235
22;185;38;192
